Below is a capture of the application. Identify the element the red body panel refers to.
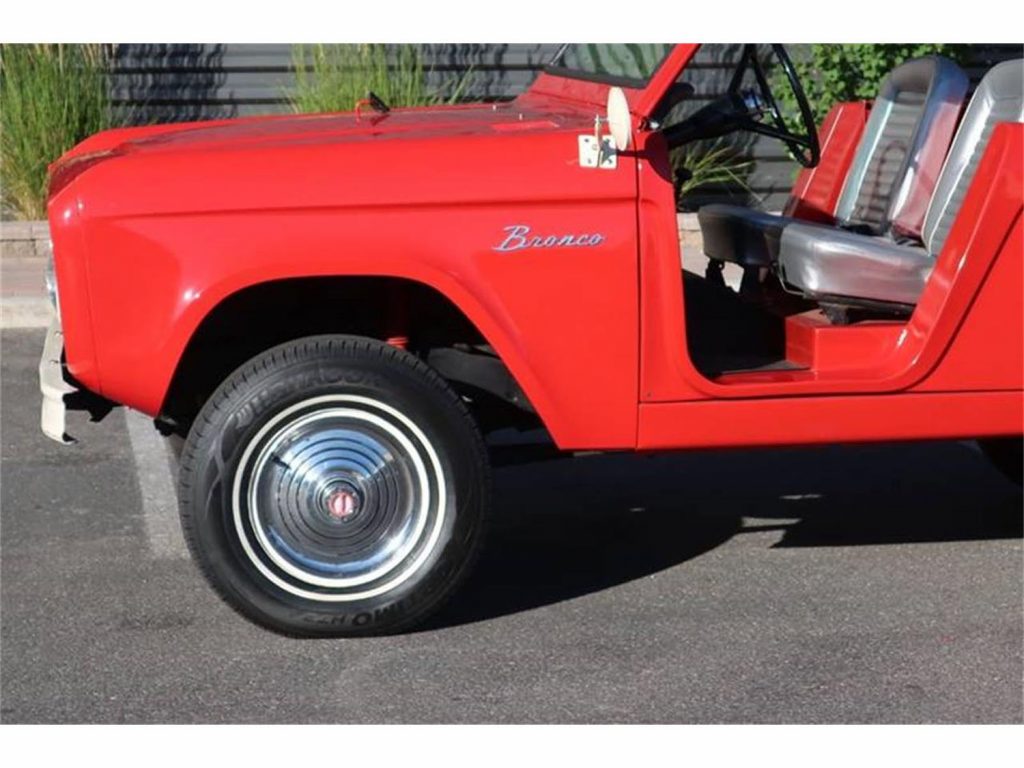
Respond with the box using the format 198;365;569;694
638;391;1022;450
55;97;642;449
48;46;1024;452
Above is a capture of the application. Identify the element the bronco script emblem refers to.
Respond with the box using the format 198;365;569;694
492;225;605;253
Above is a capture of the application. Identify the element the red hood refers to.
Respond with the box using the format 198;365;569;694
58;96;582;163
47;90;614;219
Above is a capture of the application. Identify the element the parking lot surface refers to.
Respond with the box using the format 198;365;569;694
1;329;1021;723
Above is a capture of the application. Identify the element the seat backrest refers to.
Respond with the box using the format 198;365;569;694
833;56;969;235
923;59;1024;255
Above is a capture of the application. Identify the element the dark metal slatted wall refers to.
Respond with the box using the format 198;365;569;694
111;43;1023;209
110;44;562;121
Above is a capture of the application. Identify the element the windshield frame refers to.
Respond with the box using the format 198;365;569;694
543;44;675;89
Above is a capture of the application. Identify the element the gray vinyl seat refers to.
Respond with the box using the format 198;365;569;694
699;56;969;268
777;59;1024;308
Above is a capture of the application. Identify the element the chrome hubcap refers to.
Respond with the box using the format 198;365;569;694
231;395;447;602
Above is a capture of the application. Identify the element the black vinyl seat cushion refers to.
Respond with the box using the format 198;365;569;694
697;204;792;268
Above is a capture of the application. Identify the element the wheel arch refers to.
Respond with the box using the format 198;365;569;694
158;274;554;439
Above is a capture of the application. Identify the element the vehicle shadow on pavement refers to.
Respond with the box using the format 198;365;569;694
428;450;744;630
429;439;1022;629
755;440;1023;548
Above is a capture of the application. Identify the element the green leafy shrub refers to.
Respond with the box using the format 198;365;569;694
777;44;972;125
1;44;118;220
291;44;473;114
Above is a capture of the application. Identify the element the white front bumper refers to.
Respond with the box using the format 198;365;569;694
38;317;77;444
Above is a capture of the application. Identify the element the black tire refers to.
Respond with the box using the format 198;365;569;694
978;437;1023;486
177;335;491;637
165;433;185;465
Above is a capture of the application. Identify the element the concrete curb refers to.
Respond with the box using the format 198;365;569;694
1;218;50;329
2;220;51;328
1;297;54;329
0;220;51;259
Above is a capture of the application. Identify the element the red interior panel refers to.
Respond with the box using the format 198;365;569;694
784;101;869;223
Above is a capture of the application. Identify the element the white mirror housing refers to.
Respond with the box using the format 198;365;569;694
606;87;632;152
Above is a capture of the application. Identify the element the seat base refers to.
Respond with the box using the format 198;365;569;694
818;297;917;325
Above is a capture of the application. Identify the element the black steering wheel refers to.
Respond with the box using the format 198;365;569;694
663;44;820;168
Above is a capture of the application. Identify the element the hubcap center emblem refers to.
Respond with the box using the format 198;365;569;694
326;489;359;520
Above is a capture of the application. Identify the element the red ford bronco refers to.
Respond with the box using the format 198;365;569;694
40;44;1023;636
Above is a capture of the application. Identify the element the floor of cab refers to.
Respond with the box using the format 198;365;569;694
682;270;804;377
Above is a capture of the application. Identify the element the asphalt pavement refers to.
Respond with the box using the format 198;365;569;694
1;328;1021;723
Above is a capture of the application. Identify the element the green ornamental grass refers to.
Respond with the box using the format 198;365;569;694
291;44;473;114
1;44;117;220
672;139;754;203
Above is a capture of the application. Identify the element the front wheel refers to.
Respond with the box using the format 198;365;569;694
177;335;490;637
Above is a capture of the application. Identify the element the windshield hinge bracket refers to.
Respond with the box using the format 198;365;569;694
578;134;617;169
